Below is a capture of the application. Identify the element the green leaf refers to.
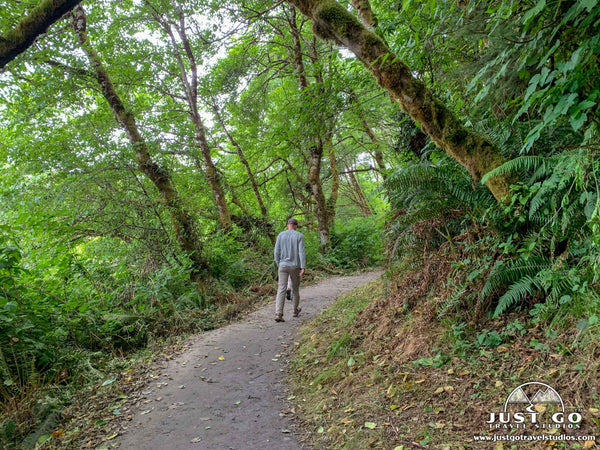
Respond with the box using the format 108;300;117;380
364;422;377;429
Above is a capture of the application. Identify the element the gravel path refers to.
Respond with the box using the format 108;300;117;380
113;271;382;450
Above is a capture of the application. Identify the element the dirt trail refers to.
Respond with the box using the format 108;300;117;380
113;271;382;450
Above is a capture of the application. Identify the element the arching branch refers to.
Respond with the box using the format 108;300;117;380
0;0;83;69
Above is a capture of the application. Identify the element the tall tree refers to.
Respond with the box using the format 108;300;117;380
285;0;512;202
72;5;207;279
146;3;232;230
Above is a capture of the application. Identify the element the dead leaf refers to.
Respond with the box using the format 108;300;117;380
190;437;202;443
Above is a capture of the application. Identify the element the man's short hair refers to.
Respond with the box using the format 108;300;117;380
287;218;299;226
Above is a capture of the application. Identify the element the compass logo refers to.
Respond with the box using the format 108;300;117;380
487;382;582;430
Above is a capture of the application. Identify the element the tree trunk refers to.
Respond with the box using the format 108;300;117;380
326;136;339;227
286;0;511;202
288;8;332;251
162;11;232;230
0;0;83;69
309;142;330;251
72;5;206;279
348;91;387;177
345;164;372;216
350;0;377;30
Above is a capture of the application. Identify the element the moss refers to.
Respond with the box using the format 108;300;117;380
314;0;361;40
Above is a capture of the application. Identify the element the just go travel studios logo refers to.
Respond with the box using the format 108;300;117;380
474;382;597;444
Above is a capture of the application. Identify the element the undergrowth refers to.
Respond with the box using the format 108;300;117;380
289;258;600;449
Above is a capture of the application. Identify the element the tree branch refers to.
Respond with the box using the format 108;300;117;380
0;0;83;69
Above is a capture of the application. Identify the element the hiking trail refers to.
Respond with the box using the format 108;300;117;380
113;271;382;450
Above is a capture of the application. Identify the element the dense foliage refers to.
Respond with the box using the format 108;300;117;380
1;0;599;447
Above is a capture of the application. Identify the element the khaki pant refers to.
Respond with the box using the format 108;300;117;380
276;265;300;316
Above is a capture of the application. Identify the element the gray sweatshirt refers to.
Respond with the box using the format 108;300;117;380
274;229;306;269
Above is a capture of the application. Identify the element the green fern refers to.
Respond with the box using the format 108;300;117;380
481;156;555;185
493;275;542;317
481;257;551;301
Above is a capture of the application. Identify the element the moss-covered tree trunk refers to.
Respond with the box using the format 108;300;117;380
286;0;511;202
72;5;207;280
309;142;331;251
327;138;340;227
0;0;83;68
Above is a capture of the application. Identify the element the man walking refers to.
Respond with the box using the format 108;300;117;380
273;218;306;322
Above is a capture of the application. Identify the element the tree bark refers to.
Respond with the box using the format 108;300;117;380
326;136;339;227
72;5;207;279
0;0;83;69
350;0;377;30
160;10;232;230
286;0;511;202
288;7;332;250
309;142;331;251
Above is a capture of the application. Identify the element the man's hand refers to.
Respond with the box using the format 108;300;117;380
300;269;305;277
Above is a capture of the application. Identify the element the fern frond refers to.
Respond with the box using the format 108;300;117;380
481;256;551;300
481;156;555;185
493;275;544;317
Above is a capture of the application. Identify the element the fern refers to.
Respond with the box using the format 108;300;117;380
494;275;541;316
481;257;551;300
481;156;555;185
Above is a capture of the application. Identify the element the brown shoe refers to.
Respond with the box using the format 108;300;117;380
293;308;301;317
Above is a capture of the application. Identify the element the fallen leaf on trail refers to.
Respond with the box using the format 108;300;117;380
415;379;426;384
340;418;354;425
200;417;211;421
140;409;153;415
583;441;595;449
179;385;185;389
281;429;291;433
495;381;503;387
364;422;377;429
106;433;118;440
390;405;400;411
235;401;241;405
434;387;444;395
317;426;324;433
589;407;599;413
190;437;202;443
168;402;184;409
218;356;225;361
275;354;281;357
205;426;211;430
